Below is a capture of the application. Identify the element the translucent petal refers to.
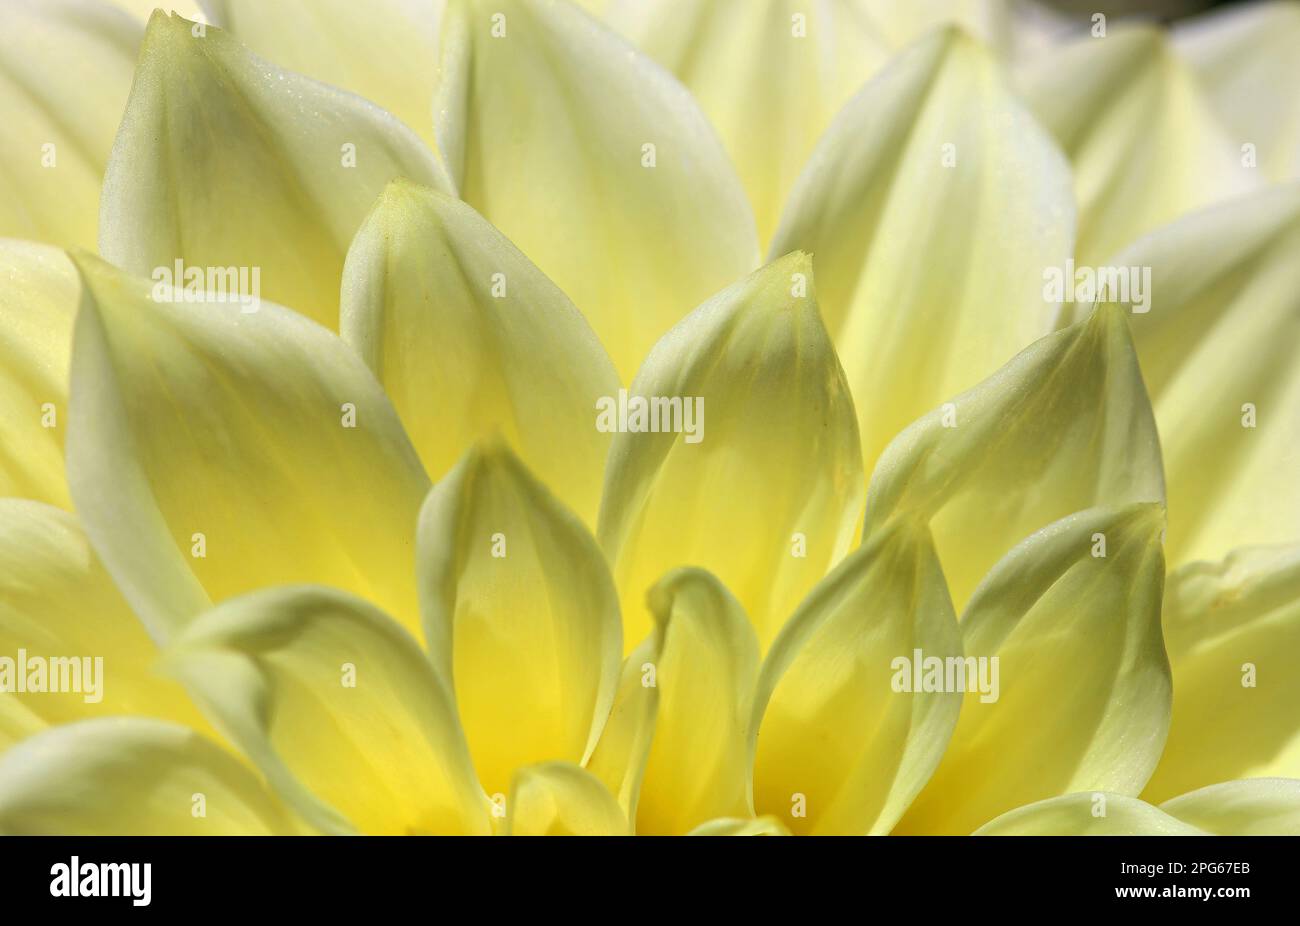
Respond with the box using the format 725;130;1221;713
165;585;490;835
597;0;894;244
598;253;864;650
0;500;211;749
1143;545;1300;802
434;0;758;379
0;0;139;249
973;792;1204;836
769;26;1075;473
506;761;628;836
896;505;1171;835
417;441;621;797
0;240;78;508
1174;1;1300;183
688;815;791;836
1073;184;1300;568
0;717;298;835
1019;25;1259;266
633;569;759;835
865;304;1164;613
584;635;658;823
66;253;430;642
1160;778;1300;836
100;11;451;329
202;0;445;152
751;521;962;835
340;181;619;526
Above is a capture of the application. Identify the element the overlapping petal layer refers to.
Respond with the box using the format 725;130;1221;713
1019;25;1258;266
598;253;864;650
896;505;1170;835
596;0;892;243
1073;185;1300;568
434;0;759;379
769;25;1075;472
865;304;1164;612
341;181;618;525
0;717;298;836
1143;545;1300;802
506;762;628;836
0;0;139;249
100;11;450;328
417;442;621;797
66;253;430;641
0;500;210;749
201;0;445;153
977;779;1300;836
165;586;489;835
1174;0;1300;183
0;241;78;508
626;569;759;835
751;521;962;835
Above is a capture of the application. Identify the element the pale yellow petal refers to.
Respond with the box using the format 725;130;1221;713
0;717;299;835
66;252;430;642
165;585;490;835
0;0;139;249
634;568;759;835
598;0;893;244
506;761;628;836
340;180;619;526
1076;184;1300;568
417;441;621;797
0;240;78;509
598;253;864;651
116;1;206;19
1143;545;1300;802
202;0;445;152
100;11;451;329
1160;778;1300;836
1174;1;1300;183
435;0;758;379
584;635;658;823
769;26;1075;474
1019;24;1259;266
896;505;1170;835
865;304;1164;613
752;521;962;835
974;792;1204;836
688;815;791;836
0;500;211;749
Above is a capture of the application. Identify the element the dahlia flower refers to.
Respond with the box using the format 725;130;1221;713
0;0;1297;837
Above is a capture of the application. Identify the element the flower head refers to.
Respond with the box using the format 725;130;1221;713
0;0;1298;837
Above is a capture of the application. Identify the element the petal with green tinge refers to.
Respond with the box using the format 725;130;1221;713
598;253;864;651
66;252;430;642
751;521;962;836
100;11;451;329
896;505;1170;835
164;585;490;836
341;181;619;526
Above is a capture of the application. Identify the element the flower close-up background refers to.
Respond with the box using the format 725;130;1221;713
0;0;1298;838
